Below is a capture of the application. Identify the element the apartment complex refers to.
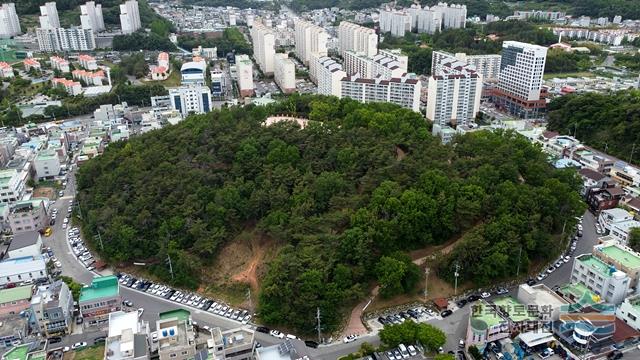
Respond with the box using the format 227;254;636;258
413;6;442;34
570;254;629;305
29;281;74;336
79;275;122;329
52;78;82;96
274;53;296;94
168;86;212;117
294;20;328;66
120;0;141;34
338;21;377;58
50;56;70;73
235;54;254;97
105;311;150;360
432;2;467;29
36;27;96;52
343;49;408;79
312;55;345;97
432;50;502;81
340;74;421;112
379;10;412;37
80;1;105;32
78;54;98;70
156;309;196;360
250;21;276;75
39;2;60;30
494;41;547;118
0;3;20;38
427;57;482;127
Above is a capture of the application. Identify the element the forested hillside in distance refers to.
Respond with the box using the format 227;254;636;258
77;95;584;333
547;90;640;165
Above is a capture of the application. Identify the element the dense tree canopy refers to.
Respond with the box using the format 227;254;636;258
77;95;583;333
547;90;640;166
379;321;446;352
178;28;252;57
113;31;177;52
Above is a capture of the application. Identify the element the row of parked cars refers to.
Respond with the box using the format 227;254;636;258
534;216;584;283
377;307;435;327
115;272;252;325
254;326;319;348
68;226;95;271
385;343;419;359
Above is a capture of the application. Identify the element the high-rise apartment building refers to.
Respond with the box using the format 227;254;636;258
415;7;442;34
80;1;105;32
39;2;60;30
379;10;412;37
168;85;212;117
432;50;501;81
0;3;20;38
340;74;422;112
426;57;482;127
338;21;378;58
432;2;467;29
120;0;141;34
250;20;276;75
36;27;96;52
274;53;296;94
235;54;254;97
312;55;345;97
294;20;328;66
494;41;548;118
343;49;408;79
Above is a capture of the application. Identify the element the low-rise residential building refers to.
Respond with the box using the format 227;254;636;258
492;296;538;332
168;85;212;117
23;58;41;72
598;208;634;231
570;253;630;305
578;168;608;197
8;199;48;235
72;69;105;86
209;327;255;360
432;123;456;144
0;169;25;205
0;62;12;78
593;240;640;288
29;280;74;336
0;256;47;287
255;339;310;360
157;309;196;360
586;184;625;212
51;78;82;96
0;313;26;349
7;231;42;259
105;310;150;360
0;285;31;316
49;56;70;73
516;283;569;321
34;149;61;180
79;275;121;329
465;300;510;348
78;54;97;70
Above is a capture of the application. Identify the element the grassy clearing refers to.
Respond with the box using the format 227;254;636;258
66;344;104;360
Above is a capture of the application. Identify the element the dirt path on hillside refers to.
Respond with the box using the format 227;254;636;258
231;243;264;290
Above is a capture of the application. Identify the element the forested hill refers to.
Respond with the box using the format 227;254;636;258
77;95;584;333
547;90;640;166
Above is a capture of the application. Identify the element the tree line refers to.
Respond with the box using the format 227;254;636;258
76;95;584;334
178;28;252;57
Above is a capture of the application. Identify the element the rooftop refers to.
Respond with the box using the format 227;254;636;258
0;256;46;277
470;300;506;328
596;243;640;269
159;308;190;321
0;285;31;304
558;282;602;305
3;344;29;360
492;296;537;322
79;275;119;303
576;254;613;276
8;231;40;252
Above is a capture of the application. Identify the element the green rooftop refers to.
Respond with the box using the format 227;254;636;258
35;150;57;161
2;344;29;360
598;244;640;269
159;309;191;322
0;285;31;304
470;300;507;328
493;296;537;323
79;275;119;303
0;169;17;186
576;254;612;277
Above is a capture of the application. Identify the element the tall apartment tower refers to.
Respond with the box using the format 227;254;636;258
235;54;254;97
274;53;296;94
0;3;21;38
432;2;467;29
250;20;276;75
294;20;328;66
379;10;412;37
120;0;141;34
80;1;105;32
432;50;502;81
338;21;377;58
312;55;345;97
416;7;442;34
427;58;483;127
39;2;60;30
494;41;548;118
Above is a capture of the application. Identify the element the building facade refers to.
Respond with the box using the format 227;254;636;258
340;74;421;112
274;53;295;94
39;2;60;30
432;50;501;81
0;256;47;287
250;21;276;75
36;27;96;52
338;21;377;58
157;309;196;360
379;10;411;37
0;3;20;38
235;54;254;97
105;311;150;360
570;254;630;305
120;0;141;34
169;86;212;117
79;275;121;329
7;231;43;259
0;285;31;316
294;20;328;66
80;1;105;32
34;149;61;180
30;281;74;336
8;199;48;234
312;55;345;97
0;169;25;205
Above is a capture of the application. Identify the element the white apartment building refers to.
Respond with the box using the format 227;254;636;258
105;311;150;360
312;55;345;97
34;149;61;180
426;58;482;127
415;7;442;34
338;21;378;58
52;78;82;96
570;253;629;305
274;53;296;94
432;2;467;29
0;3;20;38
120;0;141;34
78;54;98;70
235;54;254;97
72;69;105;86
39;2;60;30
616;294;640;331
340;74;421;112
379;10;412;37
80;1;105;32
294;20;328;66
0;169;25;204
168;85;212;117
432;50;502;81
343;49;408;79
36;27;96;52
23;58;40;72
50;56;70;73
250;20;276;75
598;208;634;233
497;41;547;101
0;62;12;78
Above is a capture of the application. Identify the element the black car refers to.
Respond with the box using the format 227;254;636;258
457;350;468;360
378;316;388;325
305;340;319;348
399;311;411;319
407;309;419;319
607;350;623;360
94;336;106;344
467;294;480;302
456;299;468;308
526;278;536;286
255;326;270;334
48;336;62;344
577;230;583;237
441;309;453;317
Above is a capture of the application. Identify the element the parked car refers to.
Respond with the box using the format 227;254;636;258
255;326;270;334
466;294;480;302
71;342;87;350
270;330;285;339
496;287;509;295
305;340;319;348
481;292;491;298
343;334;358;343
440;310;453;317
122;300;133;307
456;299;467;308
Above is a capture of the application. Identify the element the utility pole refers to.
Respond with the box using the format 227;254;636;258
516;246;523;278
166;253;174;280
246;288;252;311
316;307;322;344
94;230;104;250
454;262;460;296
629;142;636;165
424;267;430;302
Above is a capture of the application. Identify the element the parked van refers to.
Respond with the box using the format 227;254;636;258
399;344;409;358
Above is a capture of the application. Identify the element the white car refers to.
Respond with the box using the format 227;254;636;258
71;342;87;350
564;256;571;263
577;224;583;231
62;224;67;229
63;218;69;224
62;346;70;352
55;261;62;268
270;330;285;339
536;273;546;281
481;292;491;299
343;334;358;343
137;308;144;316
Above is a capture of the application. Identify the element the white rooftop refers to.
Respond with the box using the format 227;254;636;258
108;310;140;337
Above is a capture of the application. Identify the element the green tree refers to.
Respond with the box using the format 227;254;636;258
628;228;640;252
60;276;83;301
376;256;407;298
469;345;483;360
